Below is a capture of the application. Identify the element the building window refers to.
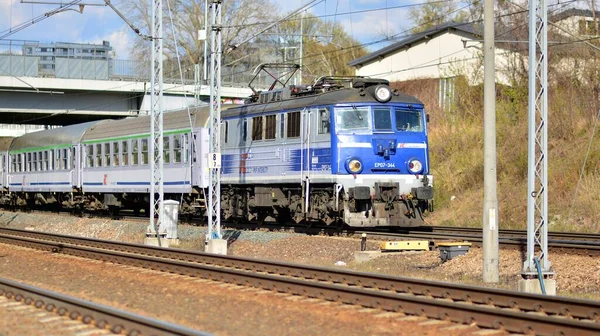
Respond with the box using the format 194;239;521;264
287;111;301;138
579;19;599;36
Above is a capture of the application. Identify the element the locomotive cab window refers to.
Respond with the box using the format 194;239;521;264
335;106;371;133
395;109;423;132
374;108;392;131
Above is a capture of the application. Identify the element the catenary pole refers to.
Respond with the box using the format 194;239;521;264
207;0;223;242
482;0;499;283
149;0;165;240
523;0;551;277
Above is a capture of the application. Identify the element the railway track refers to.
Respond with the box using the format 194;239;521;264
358;226;600;255
0;275;207;336
0;227;599;335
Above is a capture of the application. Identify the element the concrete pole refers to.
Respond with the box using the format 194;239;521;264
482;0;499;283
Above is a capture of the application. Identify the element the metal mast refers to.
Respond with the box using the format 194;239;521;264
523;0;551;276
207;0;222;241
149;0;165;235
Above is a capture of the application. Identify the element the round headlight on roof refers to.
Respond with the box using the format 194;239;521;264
373;84;392;103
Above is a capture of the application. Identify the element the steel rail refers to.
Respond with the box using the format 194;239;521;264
0;230;600;335
0;276;208;336
360;230;600;255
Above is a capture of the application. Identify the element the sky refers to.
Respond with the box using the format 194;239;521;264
0;0;416;59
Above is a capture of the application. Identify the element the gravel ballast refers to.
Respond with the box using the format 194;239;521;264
0;210;598;297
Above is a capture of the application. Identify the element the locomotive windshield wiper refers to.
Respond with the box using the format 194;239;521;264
352;104;363;120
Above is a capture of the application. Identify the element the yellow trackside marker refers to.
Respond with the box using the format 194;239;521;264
380;240;429;251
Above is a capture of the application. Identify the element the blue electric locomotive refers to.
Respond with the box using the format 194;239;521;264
0;72;433;228
220;76;433;227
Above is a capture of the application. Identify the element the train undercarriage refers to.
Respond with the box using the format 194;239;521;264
0;183;433;227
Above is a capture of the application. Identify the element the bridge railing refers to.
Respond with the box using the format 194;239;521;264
0;53;272;89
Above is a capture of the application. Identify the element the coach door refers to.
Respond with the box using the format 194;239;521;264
191;129;209;188
0;154;5;189
71;145;81;188
300;108;313;213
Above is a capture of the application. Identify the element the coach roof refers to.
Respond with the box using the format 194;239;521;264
9;121;100;153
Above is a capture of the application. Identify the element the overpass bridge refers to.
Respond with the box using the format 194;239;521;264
0;51;261;128
0;75;253;125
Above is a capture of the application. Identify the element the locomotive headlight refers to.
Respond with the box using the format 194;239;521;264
408;159;423;174
345;158;363;174
373;85;392;103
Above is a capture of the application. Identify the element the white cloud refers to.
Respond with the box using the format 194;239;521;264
91;29;132;59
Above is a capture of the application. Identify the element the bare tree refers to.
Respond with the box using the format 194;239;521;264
275;12;367;83
120;0;278;74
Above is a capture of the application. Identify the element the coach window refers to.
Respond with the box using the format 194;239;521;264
95;144;101;167
61;149;68;170
141;139;148;165
113;142;119;166
86;145;93;168
122;141;129;166
173;135;182;163
132;139;139;165
10;155;15;172
318;109;330;134
48;150;53;170
252;116;263;141
223;121;229;144
374;108;392;131
33;152;38;171
104;143;110;167
287;111;301;138
164;136;171;164
279;114;285;138
43;151;48;171
265;115;276;140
